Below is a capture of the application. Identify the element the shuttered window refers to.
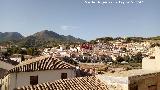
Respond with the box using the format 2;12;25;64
61;73;67;79
30;76;38;85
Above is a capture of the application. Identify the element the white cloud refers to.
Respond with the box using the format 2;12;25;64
61;25;78;30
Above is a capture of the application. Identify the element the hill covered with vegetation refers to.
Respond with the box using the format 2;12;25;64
0;30;86;48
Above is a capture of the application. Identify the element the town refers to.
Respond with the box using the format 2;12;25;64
0;32;160;90
0;0;159;90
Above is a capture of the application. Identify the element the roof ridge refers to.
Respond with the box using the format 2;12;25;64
9;56;75;73
16;55;50;67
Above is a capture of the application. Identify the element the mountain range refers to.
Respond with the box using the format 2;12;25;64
0;30;86;47
0;32;23;42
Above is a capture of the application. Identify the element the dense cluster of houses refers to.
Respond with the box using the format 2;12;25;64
0;46;7;53
0;46;160;90
0;40;151;64
1;40;159;90
42;41;151;63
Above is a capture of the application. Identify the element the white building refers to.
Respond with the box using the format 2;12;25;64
1;56;76;90
97;46;160;90
142;46;160;71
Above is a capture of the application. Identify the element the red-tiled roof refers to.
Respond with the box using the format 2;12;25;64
0;68;8;78
9;56;75;73
16;76;108;90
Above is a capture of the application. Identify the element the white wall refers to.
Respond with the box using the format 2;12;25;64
142;47;160;71
3;69;75;90
10;58;21;63
142;57;159;71
1;75;10;90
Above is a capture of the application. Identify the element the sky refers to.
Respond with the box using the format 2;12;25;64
0;0;160;41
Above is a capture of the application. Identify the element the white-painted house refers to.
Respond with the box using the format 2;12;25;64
142;46;160;71
1;56;76;90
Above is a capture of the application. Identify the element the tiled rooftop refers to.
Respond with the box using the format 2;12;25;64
0;68;8;79
9;56;75;73
16;76;108;90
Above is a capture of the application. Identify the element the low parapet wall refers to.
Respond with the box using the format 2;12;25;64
96;70;160;90
128;71;160;90
96;75;128;90
142;57;160;71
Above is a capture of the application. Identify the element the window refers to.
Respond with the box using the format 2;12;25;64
130;86;138;90
148;85;157;90
149;56;155;59
30;76;38;85
61;73;67;79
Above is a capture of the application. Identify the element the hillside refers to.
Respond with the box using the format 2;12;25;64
17;30;86;47
90;36;160;43
0;32;23;42
150;36;160;40
0;30;85;47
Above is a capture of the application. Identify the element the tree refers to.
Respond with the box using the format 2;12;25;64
62;56;78;66
12;47;19;54
89;40;98;44
21;54;25;62
150;43;160;48
95;37;113;43
19;49;27;55
123;55;131;62
121;47;127;52
2;52;10;58
131;52;143;63
116;56;125;63
125;37;132;43
66;45;70;50
7;48;13;56
27;48;33;55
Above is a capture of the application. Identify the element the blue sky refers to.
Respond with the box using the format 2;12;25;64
0;0;159;41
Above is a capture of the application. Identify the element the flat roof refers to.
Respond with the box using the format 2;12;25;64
104;69;160;77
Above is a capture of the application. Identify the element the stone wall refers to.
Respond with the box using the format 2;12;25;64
97;71;160;90
129;72;160;90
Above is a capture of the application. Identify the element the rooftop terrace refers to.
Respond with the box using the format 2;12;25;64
104;69;160;77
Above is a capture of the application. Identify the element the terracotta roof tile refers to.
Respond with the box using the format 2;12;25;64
9;56;75;73
16;76;108;90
